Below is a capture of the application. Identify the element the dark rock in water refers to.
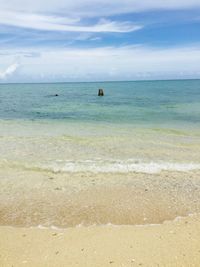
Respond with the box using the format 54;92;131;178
98;89;104;96
46;94;59;97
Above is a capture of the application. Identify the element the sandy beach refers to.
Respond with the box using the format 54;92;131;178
1;167;200;266
1;214;200;267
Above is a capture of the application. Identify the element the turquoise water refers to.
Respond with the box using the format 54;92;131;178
1;79;200;174
0;80;200;127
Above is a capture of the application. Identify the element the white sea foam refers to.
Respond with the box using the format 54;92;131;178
41;159;200;174
31;213;198;230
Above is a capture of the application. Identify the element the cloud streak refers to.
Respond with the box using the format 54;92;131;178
1;45;200;82
0;10;142;33
0;63;19;79
0;0;199;34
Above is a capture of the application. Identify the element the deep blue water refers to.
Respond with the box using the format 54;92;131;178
0;80;200;127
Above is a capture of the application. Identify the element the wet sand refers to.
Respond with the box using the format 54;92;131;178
1;168;200;227
1;214;200;267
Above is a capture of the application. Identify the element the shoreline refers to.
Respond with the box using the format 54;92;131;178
1;78;200;266
1;168;200;227
1;214;200;267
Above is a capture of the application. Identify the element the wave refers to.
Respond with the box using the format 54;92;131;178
2;158;200;174
40;159;200;174
27;213;197;230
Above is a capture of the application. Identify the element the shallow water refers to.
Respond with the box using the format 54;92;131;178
0;80;200;126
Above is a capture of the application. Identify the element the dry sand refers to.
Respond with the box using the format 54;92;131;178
1;214;200;267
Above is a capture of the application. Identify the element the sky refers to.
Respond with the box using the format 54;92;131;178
0;0;200;82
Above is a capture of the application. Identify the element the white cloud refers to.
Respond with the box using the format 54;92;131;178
0;63;19;80
0;10;142;33
0;0;199;34
1;45;200;81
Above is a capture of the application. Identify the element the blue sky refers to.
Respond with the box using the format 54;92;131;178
0;0;200;82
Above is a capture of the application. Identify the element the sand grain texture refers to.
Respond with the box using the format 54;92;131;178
1;215;200;267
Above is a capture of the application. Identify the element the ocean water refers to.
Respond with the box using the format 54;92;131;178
0;79;200;126
0;80;200;172
1;80;200;227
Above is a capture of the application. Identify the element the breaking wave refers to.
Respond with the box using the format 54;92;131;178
41;159;200;174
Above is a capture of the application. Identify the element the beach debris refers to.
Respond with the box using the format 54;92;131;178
54;187;62;191
98;89;104;96
52;233;58;236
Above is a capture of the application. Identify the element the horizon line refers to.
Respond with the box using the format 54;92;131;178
0;78;200;85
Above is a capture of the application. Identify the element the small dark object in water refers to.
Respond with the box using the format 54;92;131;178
98;89;104;96
54;94;59;96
